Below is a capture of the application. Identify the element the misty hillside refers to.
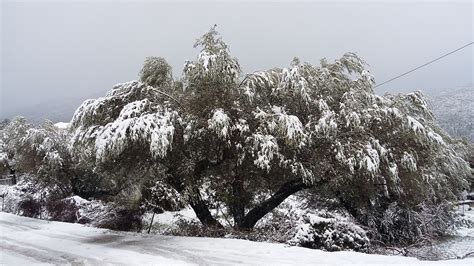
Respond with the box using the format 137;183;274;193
427;87;473;143
1;90;107;124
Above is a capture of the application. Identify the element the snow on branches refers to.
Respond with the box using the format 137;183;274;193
70;81;178;163
0;117;70;186
237;51;469;200
208;109;231;139
184;26;240;89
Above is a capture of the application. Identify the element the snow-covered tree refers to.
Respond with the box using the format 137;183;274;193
69;27;470;235
0;117;31;183
0;117;71;187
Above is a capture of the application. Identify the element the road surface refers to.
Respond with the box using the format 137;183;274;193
0;212;471;265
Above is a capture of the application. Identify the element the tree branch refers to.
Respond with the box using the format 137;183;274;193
190;200;223;228
149;87;184;109
238;178;315;229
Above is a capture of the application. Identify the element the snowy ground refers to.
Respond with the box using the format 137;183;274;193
1;213;473;265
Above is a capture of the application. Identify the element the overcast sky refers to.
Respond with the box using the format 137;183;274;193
1;0;473;118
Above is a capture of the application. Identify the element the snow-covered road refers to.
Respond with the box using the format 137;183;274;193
0;212;472;265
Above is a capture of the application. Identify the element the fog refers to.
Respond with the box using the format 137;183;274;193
1;0;473;120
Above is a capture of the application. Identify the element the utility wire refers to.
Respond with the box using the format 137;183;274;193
374;42;473;88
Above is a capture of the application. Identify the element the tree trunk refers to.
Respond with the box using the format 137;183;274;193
147;212;155;234
230;176;245;227
237;178;312;230
190;200;223;228
187;159;224;228
9;168;16;185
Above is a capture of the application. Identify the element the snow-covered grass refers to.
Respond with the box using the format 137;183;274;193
1;212;472;265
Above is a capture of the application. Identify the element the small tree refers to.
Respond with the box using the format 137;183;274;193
0;117;31;184
0;117;71;189
69;27;470;235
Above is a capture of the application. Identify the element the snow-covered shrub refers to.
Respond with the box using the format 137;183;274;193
454;209;474;230
95;203;144;231
1;176;76;219
46;196;82;223
17;194;42;218
46;196;141;230
253;208;300;243
45;195;143;231
0;176;48;217
291;211;370;252
371;200;461;244
141;180;184;213
0;177;141;230
164;214;227;238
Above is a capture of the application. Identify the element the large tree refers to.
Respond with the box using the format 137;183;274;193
69;27;470;231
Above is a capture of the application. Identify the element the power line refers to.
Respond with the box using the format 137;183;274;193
374;42;474;88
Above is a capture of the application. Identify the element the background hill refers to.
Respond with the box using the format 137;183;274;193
426;87;473;143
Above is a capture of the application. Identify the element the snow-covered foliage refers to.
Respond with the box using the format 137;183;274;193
0;117;30;174
0;177;45;217
70;80;179;163
0;140;8;174
143;180;184;213
291;211;369;252
208;108;231;138
0;177;142;230
373;200;461;244
184;26;240;89
0;117;70;186
139;56;173;89
19;120;68;173
239;57;468;205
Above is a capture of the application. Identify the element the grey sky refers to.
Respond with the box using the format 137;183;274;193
1;0;473;119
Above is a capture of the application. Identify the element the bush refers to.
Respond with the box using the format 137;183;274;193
96;205;143;232
18;195;42;218
252;205;301;243
369;201;459;245
164;215;227;238
291;211;370;252
46;197;80;223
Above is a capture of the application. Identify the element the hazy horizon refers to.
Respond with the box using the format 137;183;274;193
1;0;473;120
